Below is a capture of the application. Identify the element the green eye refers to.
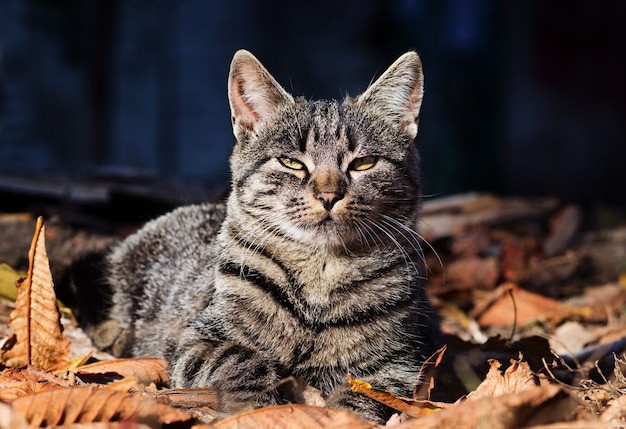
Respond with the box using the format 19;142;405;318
278;156;306;171
349;155;378;171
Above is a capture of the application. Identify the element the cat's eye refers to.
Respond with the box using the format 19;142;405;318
278;156;306;171
349;155;378;171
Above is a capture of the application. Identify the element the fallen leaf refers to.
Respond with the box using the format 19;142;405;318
0;217;70;372
348;375;445;418
0;263;26;302
466;357;542;400
145;387;219;422
0;402;30;429
543;205;581;257
600;394;626;423
414;345;447;401
10;385;194;427
471;283;585;327
74;357;170;387
0;366;70;402
396;383;572;429
213;404;374;429
444;257;500;290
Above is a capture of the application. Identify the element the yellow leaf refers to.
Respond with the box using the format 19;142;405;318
0;263;26;302
348;375;444;418
0;217;70;372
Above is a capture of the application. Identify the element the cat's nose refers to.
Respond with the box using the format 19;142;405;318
317;191;344;211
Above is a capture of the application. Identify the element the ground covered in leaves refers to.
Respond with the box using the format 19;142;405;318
0;192;625;428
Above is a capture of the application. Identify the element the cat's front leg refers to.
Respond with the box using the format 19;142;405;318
169;332;289;414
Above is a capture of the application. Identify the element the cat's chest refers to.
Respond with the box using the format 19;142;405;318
291;255;352;306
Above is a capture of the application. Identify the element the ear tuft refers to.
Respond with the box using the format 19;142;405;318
357;51;424;139
228;50;294;140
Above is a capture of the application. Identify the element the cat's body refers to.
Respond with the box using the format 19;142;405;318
99;50;442;423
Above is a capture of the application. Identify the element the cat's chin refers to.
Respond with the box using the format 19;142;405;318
294;219;362;252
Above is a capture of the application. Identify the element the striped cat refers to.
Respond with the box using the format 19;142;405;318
102;50;442;423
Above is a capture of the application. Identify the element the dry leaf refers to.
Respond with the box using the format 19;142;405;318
472;283;581;327
445;257;500;290
0;263;25;302
146;387;219;422
0;402;30;429
466;357;541;400
348;375;444;418
74;357;170;387
414;344;447;401
0;217;70;372
213;404;374;429
0;366;70;402
10;385;194;427
396;383;569;429
600;394;626;423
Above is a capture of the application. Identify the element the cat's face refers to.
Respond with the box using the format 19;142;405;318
227;51;424;251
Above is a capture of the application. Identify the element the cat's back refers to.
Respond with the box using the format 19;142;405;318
107;202;226;357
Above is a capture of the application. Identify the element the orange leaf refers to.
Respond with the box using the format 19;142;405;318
0;366;70;402
10;385;194;427
214;404;374;429
74;357;170;387
0;217;70;372
348;375;444;418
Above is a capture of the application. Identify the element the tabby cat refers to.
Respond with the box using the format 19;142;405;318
99;50;442;423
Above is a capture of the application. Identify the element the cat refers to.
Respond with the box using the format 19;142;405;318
95;49;442;423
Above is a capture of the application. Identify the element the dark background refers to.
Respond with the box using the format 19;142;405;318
1;0;625;218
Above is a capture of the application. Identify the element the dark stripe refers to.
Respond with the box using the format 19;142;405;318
219;256;422;334
235;157;272;189
218;261;308;326
182;350;206;381
211;344;252;374
346;125;358;152
298;127;309;152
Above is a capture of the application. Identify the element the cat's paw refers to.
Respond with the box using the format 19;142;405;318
326;384;394;424
171;341;289;414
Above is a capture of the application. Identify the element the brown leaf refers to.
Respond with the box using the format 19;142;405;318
472;283;564;327
0;217;70;372
213;404;375;429
10;385;194;427
396;384;571;429
0;366;70;402
348;375;445;418
414;345;447;401
74;357;170;387
146;387;219;422
445;257;500;291
466;357;540;401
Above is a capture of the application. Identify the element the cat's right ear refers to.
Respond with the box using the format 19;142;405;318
228;50;294;140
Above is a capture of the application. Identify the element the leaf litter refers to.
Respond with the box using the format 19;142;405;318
0;195;624;428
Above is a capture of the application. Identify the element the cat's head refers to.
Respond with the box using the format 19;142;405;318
226;50;424;251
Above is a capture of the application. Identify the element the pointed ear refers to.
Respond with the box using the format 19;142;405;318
228;50;294;140
357;51;424;139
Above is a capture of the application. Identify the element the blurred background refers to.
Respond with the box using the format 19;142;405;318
0;0;625;225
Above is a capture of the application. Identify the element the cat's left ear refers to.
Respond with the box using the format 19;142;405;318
228;50;294;141
357;51;424;139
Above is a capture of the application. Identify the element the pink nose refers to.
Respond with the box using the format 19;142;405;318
317;191;343;211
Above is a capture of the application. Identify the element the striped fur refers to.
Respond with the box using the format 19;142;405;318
103;50;442;423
